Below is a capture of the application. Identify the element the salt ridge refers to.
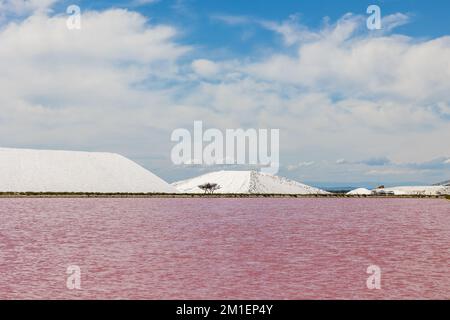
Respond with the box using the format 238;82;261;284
346;188;372;195
378;186;450;196
173;170;329;194
347;185;450;195
0;148;177;193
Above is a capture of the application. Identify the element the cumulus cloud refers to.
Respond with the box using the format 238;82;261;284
191;59;220;77
198;13;450;166
246;15;450;104
365;168;421;176
286;161;315;171
405;157;450;170
260;14;321;46
382;13;411;32
0;0;57;19
362;157;391;166
0;7;449;183
361;157;450;182
0;8;192;162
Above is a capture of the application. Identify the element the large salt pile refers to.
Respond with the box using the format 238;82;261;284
346;188;372;195
373;186;450;196
435;180;450;186
0;148;177;193
173;170;329;194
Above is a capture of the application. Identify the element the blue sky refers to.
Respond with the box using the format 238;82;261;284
57;0;450;55
0;0;449;187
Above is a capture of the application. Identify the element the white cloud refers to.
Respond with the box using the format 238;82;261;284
132;0;159;5
0;8;449;183
246;16;450;105
382;13;411;32
287;161;315;171
365;168;424;176
0;0;57;18
212;14;253;26
259;14;321;45
0;8;192;158
191;59;220;77
183;14;450;172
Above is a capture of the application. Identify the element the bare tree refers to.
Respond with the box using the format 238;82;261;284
198;183;221;194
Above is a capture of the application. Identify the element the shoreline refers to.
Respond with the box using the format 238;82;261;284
0;193;448;199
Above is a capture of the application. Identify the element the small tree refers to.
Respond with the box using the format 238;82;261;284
198;183;221;194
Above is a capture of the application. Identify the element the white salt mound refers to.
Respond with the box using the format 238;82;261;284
374;186;450;196
436;180;450;186
0;147;177;193
346;188;372;195
173;170;329;194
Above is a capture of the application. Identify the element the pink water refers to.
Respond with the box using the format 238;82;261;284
0;198;448;299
